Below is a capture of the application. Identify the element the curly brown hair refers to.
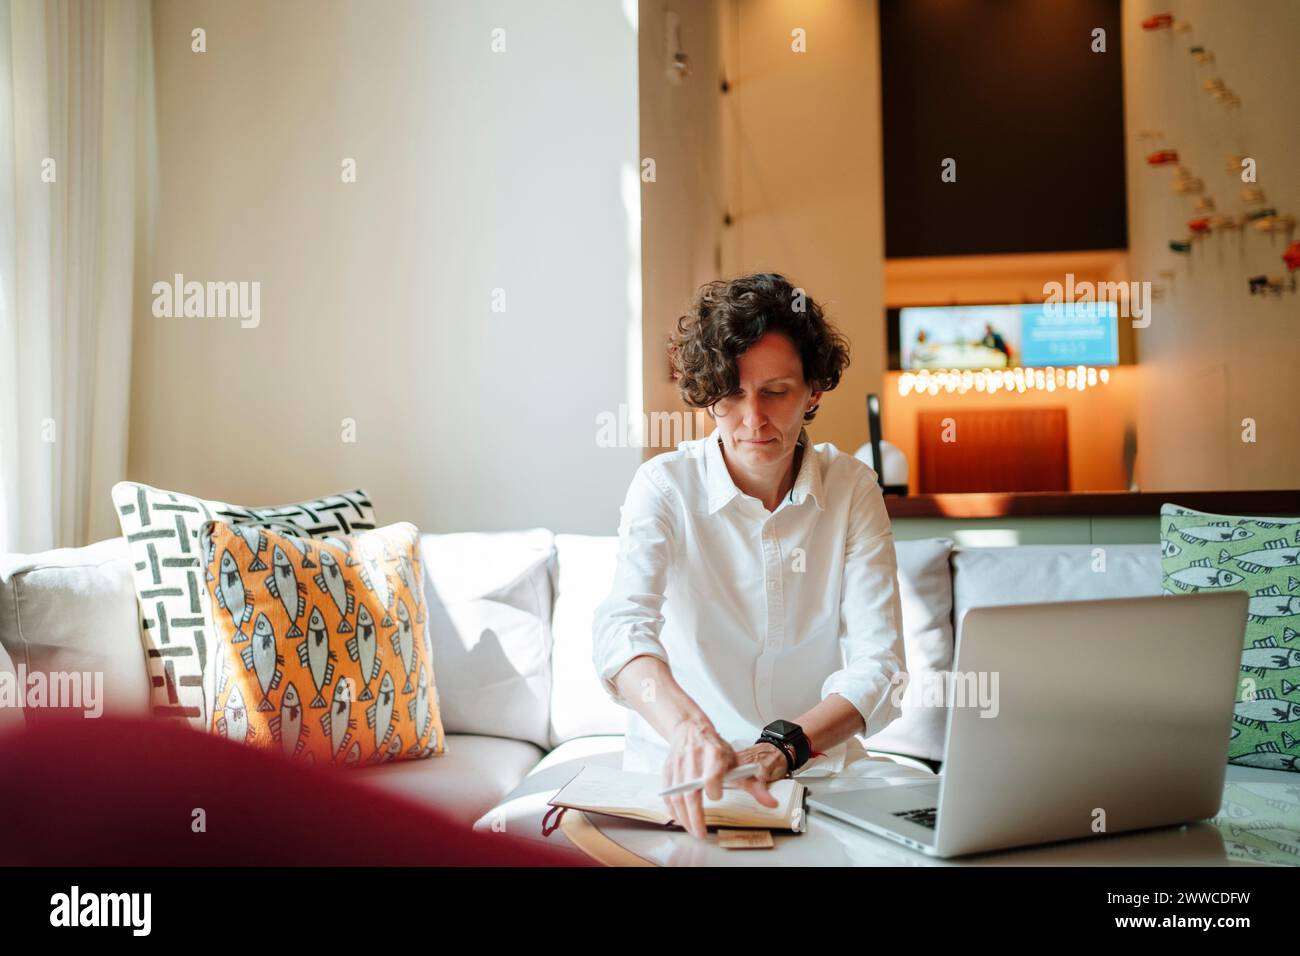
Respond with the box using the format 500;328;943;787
667;273;850;423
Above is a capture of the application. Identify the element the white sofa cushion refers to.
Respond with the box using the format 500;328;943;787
860;538;955;763
0;537;149;723
952;544;1164;641
547;534;957;763
421;529;555;750
353;733;545;828
945;544;1164;764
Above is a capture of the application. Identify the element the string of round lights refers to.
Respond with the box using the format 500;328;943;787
897;365;1111;397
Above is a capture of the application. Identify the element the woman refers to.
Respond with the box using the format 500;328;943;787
591;272;906;841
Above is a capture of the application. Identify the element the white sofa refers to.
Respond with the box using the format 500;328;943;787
1;531;1289;835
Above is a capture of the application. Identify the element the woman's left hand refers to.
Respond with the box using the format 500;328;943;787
728;742;789;806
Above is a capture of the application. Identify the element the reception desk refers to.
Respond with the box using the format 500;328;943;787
885;490;1300;546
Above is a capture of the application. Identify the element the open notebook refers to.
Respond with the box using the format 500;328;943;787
549;764;808;832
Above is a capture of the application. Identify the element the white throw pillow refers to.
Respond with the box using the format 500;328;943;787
548;535;625;747
419;529;555;750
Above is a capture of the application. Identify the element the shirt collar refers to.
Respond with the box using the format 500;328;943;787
705;426;825;515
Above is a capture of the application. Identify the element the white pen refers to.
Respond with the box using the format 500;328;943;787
656;762;762;798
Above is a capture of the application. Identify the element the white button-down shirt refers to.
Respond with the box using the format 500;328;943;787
591;426;906;775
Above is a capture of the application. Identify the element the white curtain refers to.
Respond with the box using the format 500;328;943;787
0;0;156;553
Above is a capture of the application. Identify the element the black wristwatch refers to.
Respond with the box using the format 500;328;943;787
756;719;812;775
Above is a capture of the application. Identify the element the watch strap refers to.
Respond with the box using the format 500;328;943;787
757;722;812;773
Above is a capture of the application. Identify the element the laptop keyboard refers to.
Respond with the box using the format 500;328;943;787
893;806;938;830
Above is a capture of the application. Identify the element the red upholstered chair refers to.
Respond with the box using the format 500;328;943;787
0;716;591;867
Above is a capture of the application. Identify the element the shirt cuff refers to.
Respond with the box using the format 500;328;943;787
821;672;903;741
595;638;670;709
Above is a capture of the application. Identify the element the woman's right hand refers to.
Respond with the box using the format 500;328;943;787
662;716;737;839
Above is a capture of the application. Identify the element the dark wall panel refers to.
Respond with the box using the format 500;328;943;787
880;0;1127;258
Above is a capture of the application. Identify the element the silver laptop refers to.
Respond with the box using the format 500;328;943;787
808;591;1248;858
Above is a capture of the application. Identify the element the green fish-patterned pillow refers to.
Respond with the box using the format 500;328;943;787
1160;503;1300;774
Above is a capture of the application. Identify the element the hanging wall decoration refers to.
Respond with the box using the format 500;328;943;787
1142;15;1295;296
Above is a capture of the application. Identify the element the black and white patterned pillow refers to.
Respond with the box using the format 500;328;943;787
111;482;376;730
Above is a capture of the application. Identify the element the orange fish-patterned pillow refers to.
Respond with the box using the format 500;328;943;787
199;520;445;768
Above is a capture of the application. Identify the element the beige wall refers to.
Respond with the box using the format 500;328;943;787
640;0;887;456
1124;0;1300;491
723;0;886;455
131;0;641;534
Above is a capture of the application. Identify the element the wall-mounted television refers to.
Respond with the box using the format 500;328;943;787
886;303;1120;371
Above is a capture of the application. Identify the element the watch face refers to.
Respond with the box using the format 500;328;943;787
766;719;799;739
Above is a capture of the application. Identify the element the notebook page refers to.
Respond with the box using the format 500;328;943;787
553;764;796;819
552;765;662;810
